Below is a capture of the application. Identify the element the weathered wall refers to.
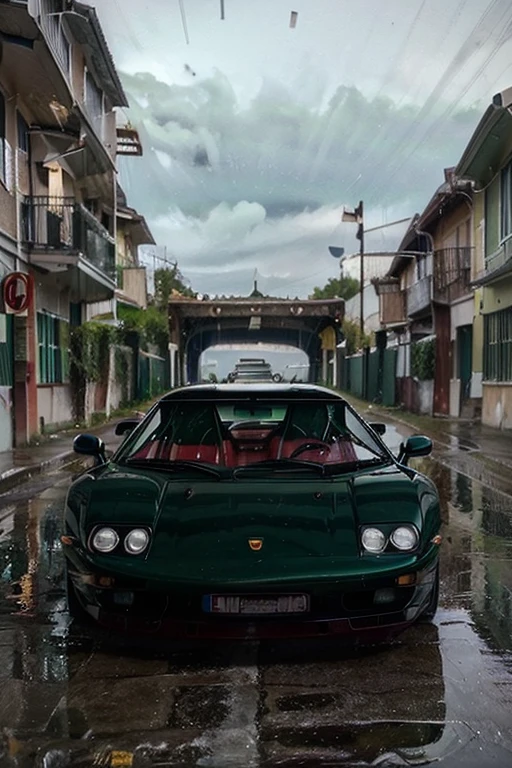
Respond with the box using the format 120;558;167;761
482;383;512;430
449;379;460;418
481;276;512;314
450;297;474;340
417;379;434;415
122;268;147;308
37;384;73;429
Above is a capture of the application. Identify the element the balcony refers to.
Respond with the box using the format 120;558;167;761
473;236;512;286
407;275;432;317
21;196;115;281
433;247;472;303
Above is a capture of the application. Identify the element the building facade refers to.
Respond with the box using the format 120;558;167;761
0;0;150;445
456;87;512;429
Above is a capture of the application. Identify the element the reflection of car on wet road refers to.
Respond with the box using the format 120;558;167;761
65;384;441;639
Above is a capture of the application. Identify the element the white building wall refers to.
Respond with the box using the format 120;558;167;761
344;284;380;333
37;385;73;428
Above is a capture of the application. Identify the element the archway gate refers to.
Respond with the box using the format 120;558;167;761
168;297;345;385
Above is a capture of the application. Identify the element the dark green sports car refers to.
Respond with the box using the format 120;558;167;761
64;384;441;640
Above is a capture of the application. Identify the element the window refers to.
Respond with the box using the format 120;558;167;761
37;312;69;384
85;70;104;139
500;160;512;241
0;90;5;183
17;112;29;153
483;307;512;382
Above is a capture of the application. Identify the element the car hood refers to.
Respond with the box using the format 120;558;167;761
74;464;429;585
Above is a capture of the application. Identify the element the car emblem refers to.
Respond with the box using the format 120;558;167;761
248;538;263;551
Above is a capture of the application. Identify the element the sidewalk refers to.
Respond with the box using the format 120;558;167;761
341;390;512;493
0;411;143;495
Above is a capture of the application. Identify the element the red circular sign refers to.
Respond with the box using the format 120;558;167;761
3;272;33;313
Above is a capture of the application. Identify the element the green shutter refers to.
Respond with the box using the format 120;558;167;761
0;314;13;386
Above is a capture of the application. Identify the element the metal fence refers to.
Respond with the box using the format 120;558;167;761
341;345;397;407
137;350;170;401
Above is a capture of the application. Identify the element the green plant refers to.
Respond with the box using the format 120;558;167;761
342;318;372;354
117;304;169;354
115;347;130;405
69;322;118;421
411;338;436;380
310;276;360;301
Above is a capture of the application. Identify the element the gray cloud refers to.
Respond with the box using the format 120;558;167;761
117;69;480;296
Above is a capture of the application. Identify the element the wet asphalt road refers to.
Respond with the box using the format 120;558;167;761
0;426;511;768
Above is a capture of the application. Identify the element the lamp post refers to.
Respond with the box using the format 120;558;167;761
342;201;364;337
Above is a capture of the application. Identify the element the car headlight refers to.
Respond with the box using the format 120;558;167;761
361;527;387;553
124;528;150;555
390;525;418;551
92;527;119;553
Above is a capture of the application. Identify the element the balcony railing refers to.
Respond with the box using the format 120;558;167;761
40;0;70;76
433;247;472;303
407;275;432;316
21;196;116;280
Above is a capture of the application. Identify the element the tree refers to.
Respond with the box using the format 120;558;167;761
342;318;372;354
309;276;360;301
153;263;196;310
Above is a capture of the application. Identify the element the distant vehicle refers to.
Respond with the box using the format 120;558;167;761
66;383;441;641
227;358;281;383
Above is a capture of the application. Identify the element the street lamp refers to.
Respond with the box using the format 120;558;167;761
342;201;364;337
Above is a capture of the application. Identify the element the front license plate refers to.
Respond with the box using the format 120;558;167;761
205;594;309;615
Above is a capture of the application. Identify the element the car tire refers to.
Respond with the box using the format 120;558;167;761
421;566;440;621
66;572;92;624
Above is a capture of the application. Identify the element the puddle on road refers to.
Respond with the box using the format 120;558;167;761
0;463;511;767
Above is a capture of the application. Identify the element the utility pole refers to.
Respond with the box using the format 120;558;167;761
342;200;364;337
357;201;364;339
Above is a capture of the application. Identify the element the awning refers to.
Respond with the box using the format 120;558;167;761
33;123;112;179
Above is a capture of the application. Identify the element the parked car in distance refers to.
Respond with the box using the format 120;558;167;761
227;358;282;383
65;383;441;641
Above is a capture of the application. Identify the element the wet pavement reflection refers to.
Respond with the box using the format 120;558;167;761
0;440;511;767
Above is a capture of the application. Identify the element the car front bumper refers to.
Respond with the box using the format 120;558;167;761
65;546;439;640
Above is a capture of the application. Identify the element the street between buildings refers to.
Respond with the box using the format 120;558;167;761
0;414;510;768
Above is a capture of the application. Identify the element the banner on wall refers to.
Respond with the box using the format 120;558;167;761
2;272;34;316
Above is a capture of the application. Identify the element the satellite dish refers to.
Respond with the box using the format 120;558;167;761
328;246;345;259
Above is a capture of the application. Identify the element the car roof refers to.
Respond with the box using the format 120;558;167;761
159;383;346;402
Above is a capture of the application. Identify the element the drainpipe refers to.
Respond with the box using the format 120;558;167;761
413;226;434;253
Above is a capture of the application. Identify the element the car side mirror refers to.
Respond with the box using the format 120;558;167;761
73;434;106;465
115;418;141;436
369;422;386;435
398;435;432;465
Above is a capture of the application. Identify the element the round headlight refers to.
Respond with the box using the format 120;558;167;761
124;528;149;555
361;527;387;553
390;526;418;551
92;527;119;553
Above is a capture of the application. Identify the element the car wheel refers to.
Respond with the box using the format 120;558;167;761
66;572;92;624
421;566;439;621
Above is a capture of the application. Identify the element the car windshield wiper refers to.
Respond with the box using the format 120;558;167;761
324;457;390;475
233;459;325;477
121;458;223;478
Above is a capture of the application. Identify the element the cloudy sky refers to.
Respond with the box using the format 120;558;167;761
94;0;512;297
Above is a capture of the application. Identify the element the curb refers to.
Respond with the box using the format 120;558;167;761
0;449;78;496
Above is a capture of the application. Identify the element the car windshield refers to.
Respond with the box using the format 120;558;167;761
116;398;389;472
